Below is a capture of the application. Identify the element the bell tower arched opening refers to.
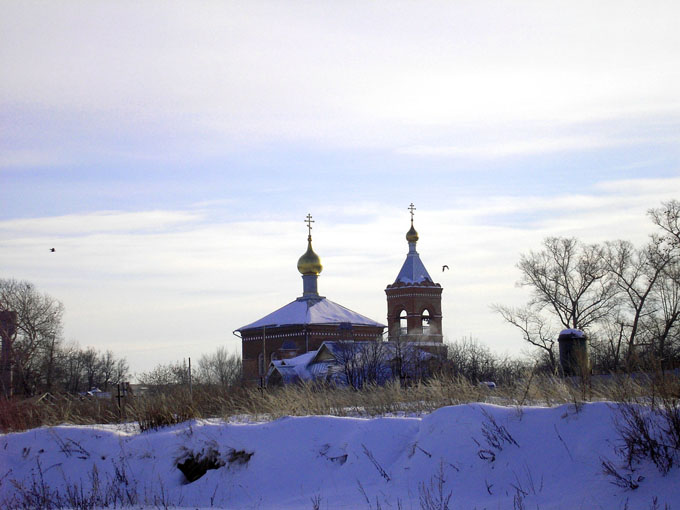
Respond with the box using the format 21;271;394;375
421;309;431;335
399;309;408;337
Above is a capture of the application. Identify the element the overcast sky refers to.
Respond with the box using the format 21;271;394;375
1;1;679;375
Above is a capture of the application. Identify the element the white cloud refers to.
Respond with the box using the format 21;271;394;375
398;136;612;158
0;210;202;236
593;177;680;195
2;1;679;151
0;149;74;169
398;135;680;159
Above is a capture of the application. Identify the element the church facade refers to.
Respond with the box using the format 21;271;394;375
235;207;444;385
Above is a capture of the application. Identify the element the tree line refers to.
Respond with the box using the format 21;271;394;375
0;277;241;396
0;279;129;396
136;347;242;389
495;199;680;374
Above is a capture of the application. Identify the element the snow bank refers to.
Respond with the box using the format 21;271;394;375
1;403;677;509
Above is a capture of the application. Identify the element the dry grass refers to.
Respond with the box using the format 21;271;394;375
1;373;676;433
0;394;122;432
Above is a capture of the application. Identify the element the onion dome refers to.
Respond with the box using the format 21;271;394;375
406;222;419;243
297;236;323;275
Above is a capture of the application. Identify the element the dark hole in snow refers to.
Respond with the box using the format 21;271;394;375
318;444;346;465
329;454;348;465
177;448;225;483
177;447;253;483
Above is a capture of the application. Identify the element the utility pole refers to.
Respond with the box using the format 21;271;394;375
116;382;123;418
188;357;192;399
261;326;266;389
0;311;17;399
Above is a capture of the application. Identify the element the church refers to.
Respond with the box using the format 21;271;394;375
235;205;444;385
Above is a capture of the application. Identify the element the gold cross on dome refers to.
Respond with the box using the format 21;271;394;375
305;213;315;236
408;203;416;221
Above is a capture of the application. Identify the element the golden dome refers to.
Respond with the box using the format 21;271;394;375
297;236;323;275
406;222;419;243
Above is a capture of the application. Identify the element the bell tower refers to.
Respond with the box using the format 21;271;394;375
385;204;443;343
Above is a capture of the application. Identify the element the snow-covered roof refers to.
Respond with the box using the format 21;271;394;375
559;329;586;337
268;351;318;382
312;340;433;363
393;249;433;284
237;296;385;332
267;340;438;385
267;364;301;384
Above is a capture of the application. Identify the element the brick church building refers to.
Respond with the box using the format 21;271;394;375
236;206;444;385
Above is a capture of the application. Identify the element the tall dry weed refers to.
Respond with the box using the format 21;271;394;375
1;373;675;433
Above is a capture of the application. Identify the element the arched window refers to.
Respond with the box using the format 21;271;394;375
421;309;431;335
270;352;279;362
399;309;408;336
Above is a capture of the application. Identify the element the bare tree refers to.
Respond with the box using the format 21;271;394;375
492;306;559;374
114;358;130;387
495;237;618;373
332;341;389;389
0;279;64;395
517;237;619;330
604;239;674;367
0;279;131;395
649;199;680;247
589;319;627;372
498;203;680;373
195;347;241;386
62;342;85;393
390;336;428;383
98;350;117;391
137;360;190;387
643;201;680;368
645;260;680;367
358;341;390;386
80;347;101;391
445;336;528;383
333;341;363;389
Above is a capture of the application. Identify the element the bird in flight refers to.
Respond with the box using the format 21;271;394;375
50;248;55;252
442;265;449;271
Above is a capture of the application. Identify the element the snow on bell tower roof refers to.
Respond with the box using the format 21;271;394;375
393;203;434;285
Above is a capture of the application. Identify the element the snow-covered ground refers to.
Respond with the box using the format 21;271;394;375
1;403;678;509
